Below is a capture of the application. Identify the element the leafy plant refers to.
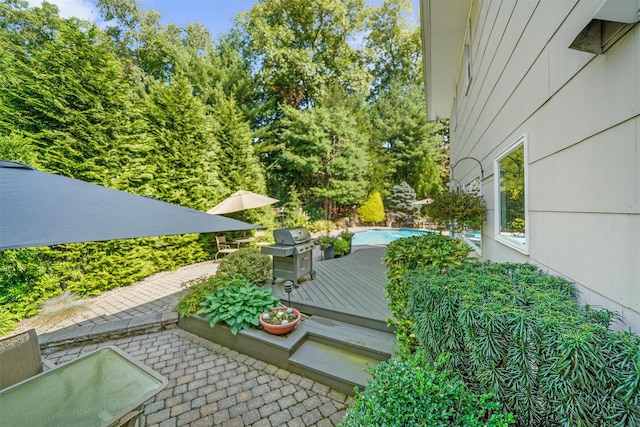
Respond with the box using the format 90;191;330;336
383;234;472;353
175;273;247;317
340;352;514;427
197;281;280;335
0;308;18;336
426;189;486;232
407;262;640;426
333;237;350;256
308;220;336;233
339;231;354;241
215;248;272;285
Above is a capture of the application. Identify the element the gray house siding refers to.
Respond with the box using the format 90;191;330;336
423;0;640;333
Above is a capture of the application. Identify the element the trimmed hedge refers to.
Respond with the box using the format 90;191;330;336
383;234;472;353
407;262;640;426
340;352;514;426
215;248;271;285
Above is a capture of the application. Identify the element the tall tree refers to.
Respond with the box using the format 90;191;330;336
364;0;423;97
142;75;224;210
368;81;444;198
277;105;370;218
237;0;371;110
364;0;444;198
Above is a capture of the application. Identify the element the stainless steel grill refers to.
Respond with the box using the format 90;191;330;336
260;227;317;286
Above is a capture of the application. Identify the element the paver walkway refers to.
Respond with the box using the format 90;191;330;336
46;328;351;427
11;259;352;426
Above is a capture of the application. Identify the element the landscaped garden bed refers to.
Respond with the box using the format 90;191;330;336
341;233;640;426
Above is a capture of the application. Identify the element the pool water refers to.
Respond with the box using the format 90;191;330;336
352;228;434;246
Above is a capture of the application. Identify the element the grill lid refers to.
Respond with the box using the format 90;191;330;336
273;227;311;246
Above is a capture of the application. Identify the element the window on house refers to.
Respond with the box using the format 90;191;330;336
463;176;482;253
495;135;528;253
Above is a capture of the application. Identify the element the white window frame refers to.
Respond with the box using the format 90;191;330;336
462;175;482;255
494;134;529;254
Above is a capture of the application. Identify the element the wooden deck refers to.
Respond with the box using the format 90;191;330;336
267;245;392;331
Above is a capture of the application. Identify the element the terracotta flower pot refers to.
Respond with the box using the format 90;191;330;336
259;307;301;335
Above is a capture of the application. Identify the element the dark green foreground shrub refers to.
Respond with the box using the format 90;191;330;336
383;234;472;353
408;262;640;426
340;352;514;427
216;248;271;285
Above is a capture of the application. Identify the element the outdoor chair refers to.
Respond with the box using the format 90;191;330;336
0;329;53;390
215;235;239;260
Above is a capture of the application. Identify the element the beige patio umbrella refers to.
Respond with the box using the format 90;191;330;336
412;198;433;205
206;190;279;215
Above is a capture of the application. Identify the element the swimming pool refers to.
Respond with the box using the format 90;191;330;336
352;228;434;246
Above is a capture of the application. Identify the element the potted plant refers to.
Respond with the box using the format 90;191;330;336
425;190;486;237
259;307;301;335
319;235;336;260
339;231;354;255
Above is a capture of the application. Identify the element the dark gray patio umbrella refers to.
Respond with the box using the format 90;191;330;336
0;161;261;250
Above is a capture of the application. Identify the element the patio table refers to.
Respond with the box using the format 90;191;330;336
0;346;168;427
234;236;255;246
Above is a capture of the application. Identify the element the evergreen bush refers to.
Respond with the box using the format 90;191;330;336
407;262;640;426
341;352;514;427
385;181;419;224
357;191;385;224
383;234;472;353
215;248;271;285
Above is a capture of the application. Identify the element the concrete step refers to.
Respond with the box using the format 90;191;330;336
302;316;397;359
288;339;383;394
288;316;397;394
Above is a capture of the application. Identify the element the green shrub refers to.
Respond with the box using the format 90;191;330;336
407;262;640;426
174;273;246;317
341;352;514;427
197;281;280;335
0;247;57;318
357;191;385;224
382;234;472;353
333;237;350;256
307;220;336;233
216;248;271;285
0;307;18;336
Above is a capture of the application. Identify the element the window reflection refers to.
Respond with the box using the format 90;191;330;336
498;144;525;241
463;177;482;252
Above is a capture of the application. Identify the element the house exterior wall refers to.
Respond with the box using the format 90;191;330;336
429;0;640;333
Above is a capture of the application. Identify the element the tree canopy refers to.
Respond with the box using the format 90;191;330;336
0;0;447;328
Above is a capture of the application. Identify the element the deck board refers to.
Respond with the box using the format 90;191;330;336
268;246;391;327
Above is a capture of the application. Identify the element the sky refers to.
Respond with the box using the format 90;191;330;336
26;0;421;37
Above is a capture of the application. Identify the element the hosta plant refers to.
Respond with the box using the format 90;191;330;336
197;281;279;335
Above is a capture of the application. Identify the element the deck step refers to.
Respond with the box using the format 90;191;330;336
303;316;397;359
289;339;383;394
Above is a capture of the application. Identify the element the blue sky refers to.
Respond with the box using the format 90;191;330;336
27;0;420;37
